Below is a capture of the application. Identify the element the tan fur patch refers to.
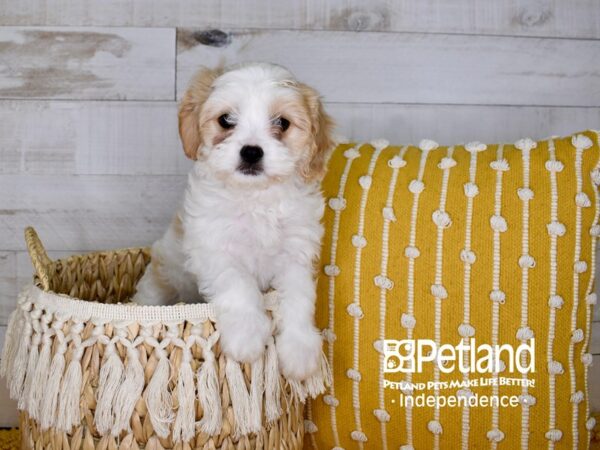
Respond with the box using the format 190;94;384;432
178;66;224;160
297;84;336;181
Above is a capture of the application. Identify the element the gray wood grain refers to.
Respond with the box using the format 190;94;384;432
176;29;600;107
591;363;600;412
592;322;600;354
0;100;189;175
2;100;600;175
0;326;18;427
0;27;176;100
0;175;185;251
0;253;16;323
0;1;598;39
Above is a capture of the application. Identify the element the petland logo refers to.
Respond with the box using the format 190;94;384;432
383;339;535;374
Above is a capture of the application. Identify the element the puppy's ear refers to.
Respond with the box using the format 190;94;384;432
298;84;335;181
178;67;222;160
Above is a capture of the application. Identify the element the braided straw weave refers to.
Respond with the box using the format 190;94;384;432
0;228;330;449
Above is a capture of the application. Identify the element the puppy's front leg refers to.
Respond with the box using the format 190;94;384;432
272;263;322;380
204;263;271;363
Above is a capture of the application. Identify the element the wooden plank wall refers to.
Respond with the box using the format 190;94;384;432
0;0;599;426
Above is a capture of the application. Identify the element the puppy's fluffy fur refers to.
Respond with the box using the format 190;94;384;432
133;63;334;380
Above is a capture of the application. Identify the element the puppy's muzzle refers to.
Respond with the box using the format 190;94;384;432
239;145;264;175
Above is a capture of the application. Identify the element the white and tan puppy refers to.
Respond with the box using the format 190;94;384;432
133;62;334;380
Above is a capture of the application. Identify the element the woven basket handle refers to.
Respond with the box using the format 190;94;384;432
24;227;52;291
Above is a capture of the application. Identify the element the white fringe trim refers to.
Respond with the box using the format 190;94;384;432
0;284;330;440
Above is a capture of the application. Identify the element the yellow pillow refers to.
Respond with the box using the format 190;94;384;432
306;132;599;449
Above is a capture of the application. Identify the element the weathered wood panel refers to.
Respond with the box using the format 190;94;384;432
1;1;599;39
176;29;600;107
0;325;18;427
591;363;600;412
592;322;600;355
0;27;176;100
328;104;600;146
0;101;189;174
2;100;600;175
0;175;186;252
0;253;16;324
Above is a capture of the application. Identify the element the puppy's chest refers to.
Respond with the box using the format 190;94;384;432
192;195;296;255
229;204;285;252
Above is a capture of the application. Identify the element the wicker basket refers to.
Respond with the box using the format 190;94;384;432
0;228;330;449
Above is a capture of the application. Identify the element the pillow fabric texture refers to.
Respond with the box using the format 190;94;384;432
305;131;599;450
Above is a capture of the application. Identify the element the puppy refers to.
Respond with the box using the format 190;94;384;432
133;62;334;380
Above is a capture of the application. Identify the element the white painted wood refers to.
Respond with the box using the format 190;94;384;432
0;325;18;426
2;100;600;175
0;100;190;175
177;29;600;107
326;103;600;146
0;326;19;427
591;363;600;413
0;27;176;100
0;253;16;324
592;322;600;355
0;175;185;252
1;1;599;39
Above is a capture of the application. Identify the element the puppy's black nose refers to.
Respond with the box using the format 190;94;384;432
240;145;263;164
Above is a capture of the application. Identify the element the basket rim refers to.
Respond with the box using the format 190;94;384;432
26;284;220;323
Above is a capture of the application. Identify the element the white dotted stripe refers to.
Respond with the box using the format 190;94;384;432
490;143;505;449
582;131;600;447
306;399;318;450
546;139;561;449
350;141;386;449
325;145;360;447
569;135;592;450
517;139;535;450
376;146;408;450
460;143;483;450
404;141;436;447
431;146;455;450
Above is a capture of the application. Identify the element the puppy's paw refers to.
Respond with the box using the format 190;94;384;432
276;325;323;380
218;308;271;363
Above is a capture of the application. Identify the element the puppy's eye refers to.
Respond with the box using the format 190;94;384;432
272;116;290;132
218;113;236;129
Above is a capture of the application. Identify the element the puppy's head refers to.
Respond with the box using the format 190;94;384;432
178;63;334;186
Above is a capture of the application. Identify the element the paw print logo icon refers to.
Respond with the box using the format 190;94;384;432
383;340;414;373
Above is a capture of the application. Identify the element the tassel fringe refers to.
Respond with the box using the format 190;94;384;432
249;354;265;433
56;356;83;431
304;349;332;398
196;335;222;435
28;337;52;420
39;348;66;429
143;354;174;439
264;337;282;424
95;345;124;435
19;334;39;410
112;346;144;436
172;352;195;442
1;286;328;440
225;359;252;437
9;321;32;401
0;309;20;378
